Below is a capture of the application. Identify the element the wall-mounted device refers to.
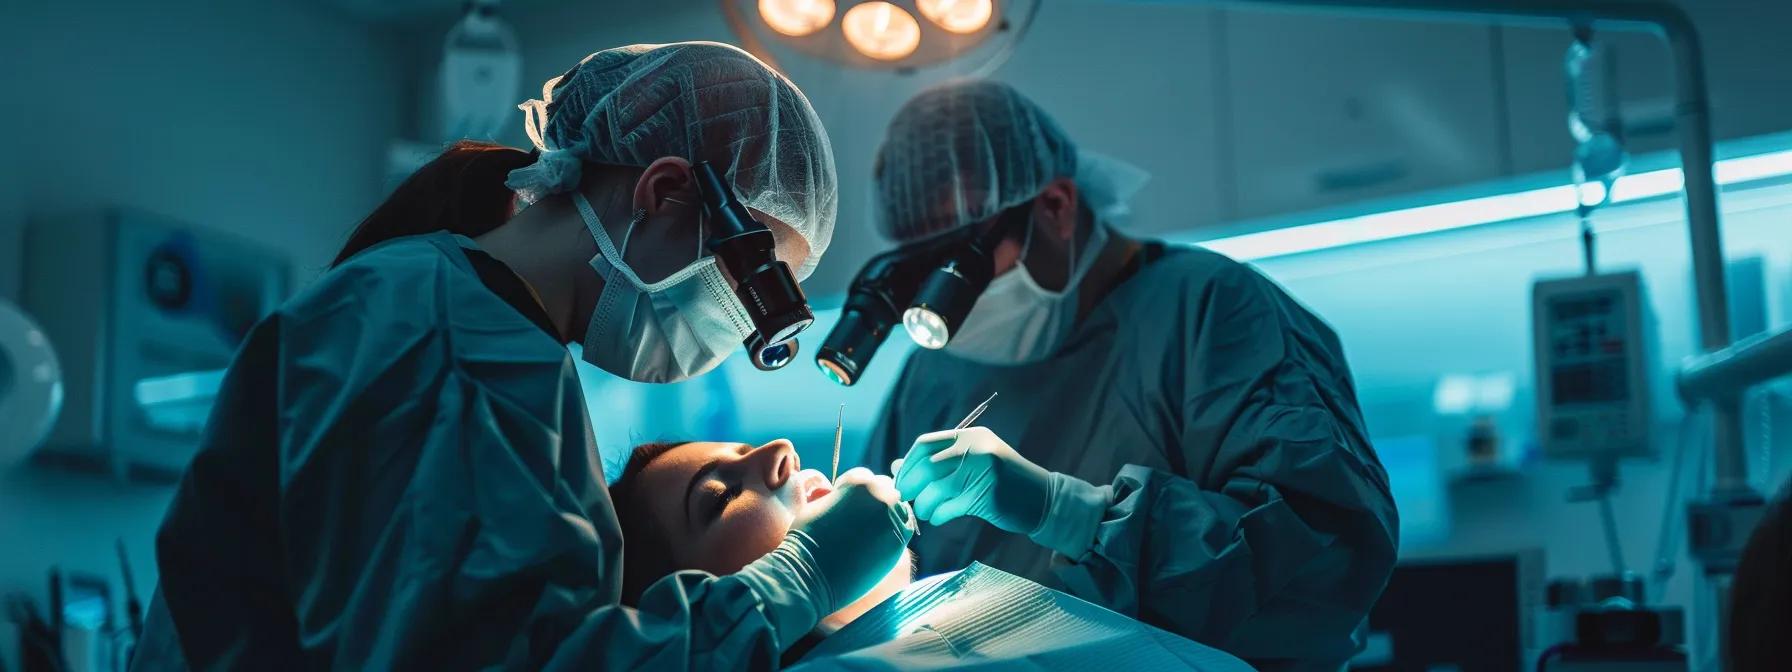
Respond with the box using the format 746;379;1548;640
23;210;288;480
0;300;62;467
433;0;520;141
1531;270;1657;461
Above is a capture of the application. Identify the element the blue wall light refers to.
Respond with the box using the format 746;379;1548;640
1201;148;1792;262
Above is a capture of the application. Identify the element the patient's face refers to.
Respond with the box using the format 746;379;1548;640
632;440;835;575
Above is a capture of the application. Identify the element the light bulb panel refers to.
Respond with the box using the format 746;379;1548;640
759;0;836;37
917;0;993;34
734;0;1039;72
842;1;922;61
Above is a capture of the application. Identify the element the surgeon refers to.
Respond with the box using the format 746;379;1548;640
134;42;912;670
866;80;1400;671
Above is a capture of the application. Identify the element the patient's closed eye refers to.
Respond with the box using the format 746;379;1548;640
706;480;741;524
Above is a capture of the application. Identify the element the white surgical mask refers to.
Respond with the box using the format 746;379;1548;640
575;193;753;383
945;219;1108;365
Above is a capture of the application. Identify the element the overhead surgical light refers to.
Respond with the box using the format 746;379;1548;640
842;2;922;60
723;0;1040;74
759;0;835;37
917;0;993;34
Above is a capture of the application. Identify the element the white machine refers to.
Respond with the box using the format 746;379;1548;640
432;0;520;142
1532;270;1691;671
388;1;521;188
0;300;62;467
1532;270;1657;461
23;210;288;480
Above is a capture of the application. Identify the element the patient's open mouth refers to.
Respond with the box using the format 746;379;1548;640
795;469;833;505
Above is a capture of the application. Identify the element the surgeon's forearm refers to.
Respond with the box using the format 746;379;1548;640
1053;462;1395;667
734;533;829;648
544;571;783;671
1047;467;1266;641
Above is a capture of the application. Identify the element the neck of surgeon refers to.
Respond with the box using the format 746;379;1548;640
1075;214;1140;322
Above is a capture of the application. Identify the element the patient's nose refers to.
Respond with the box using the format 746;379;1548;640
745;439;796;491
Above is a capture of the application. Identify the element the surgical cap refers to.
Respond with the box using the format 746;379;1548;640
507;42;838;279
873;80;1147;243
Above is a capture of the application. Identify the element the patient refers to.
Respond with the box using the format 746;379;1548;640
609;440;913;634
610;440;1254;671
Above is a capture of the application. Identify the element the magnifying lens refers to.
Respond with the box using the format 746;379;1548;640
815;246;938;385
692;161;815;370
902;207;1026;350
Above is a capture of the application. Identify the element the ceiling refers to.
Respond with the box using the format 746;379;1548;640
314;0;562;24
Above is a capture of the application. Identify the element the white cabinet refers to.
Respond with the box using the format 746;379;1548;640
1219;9;1507;220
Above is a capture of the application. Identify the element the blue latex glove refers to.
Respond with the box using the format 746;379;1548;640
892;427;1111;558
735;468;914;647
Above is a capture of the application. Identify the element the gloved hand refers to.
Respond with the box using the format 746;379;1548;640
892;427;1111;559
734;468;914;648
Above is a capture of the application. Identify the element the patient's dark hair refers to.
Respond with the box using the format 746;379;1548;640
610;441;687;605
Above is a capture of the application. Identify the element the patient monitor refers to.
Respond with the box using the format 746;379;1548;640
1531;270;1657;461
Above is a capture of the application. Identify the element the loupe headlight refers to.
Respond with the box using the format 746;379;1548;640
692;161;814;370
815;247;935;386
814;206;1025;385
902;211;1019;350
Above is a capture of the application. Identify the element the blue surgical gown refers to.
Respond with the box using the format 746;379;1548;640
133;233;793;670
870;244;1400;672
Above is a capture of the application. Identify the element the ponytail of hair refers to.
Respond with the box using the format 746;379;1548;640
332;140;538;267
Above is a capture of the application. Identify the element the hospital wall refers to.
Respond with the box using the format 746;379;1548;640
482;0;1792;577
578;149;1792;624
2;0;1788;635
1249;175;1792;618
0;0;407;606
452;0;1792;296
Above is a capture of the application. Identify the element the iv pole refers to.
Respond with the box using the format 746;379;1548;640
1143;0;1760;666
1194;0;1737;476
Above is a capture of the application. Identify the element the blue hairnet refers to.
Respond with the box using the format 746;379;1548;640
873;79;1147;243
507;42;838;279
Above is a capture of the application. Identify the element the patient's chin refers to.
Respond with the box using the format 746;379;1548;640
817;550;916;635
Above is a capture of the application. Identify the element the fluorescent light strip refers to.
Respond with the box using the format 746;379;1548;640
1714;149;1792;184
1202;148;1792;261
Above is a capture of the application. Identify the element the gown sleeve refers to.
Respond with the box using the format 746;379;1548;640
1049;260;1400;672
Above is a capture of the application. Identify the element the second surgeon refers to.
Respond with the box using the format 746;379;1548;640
868;80;1401;672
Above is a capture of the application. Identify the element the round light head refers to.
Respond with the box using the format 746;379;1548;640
917;0;993;34
903;306;951;349
842;1;922;61
816;356;853;386
750;339;799;370
759;0;835;37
